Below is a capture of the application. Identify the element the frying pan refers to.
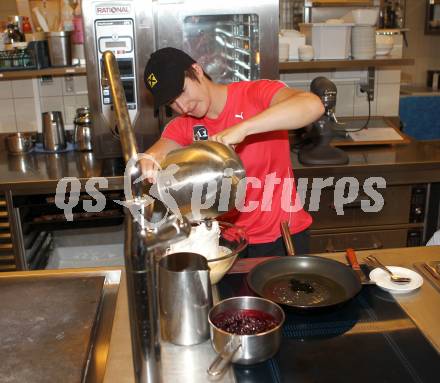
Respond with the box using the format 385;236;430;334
246;223;361;310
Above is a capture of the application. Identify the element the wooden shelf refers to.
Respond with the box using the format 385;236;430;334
279;58;415;72
0;66;87;80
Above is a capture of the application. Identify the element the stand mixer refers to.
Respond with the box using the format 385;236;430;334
298;76;348;165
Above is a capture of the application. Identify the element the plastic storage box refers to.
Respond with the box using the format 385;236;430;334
299;23;353;60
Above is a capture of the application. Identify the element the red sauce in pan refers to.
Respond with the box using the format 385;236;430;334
212;309;279;335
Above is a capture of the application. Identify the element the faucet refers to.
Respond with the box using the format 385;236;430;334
102;51;191;383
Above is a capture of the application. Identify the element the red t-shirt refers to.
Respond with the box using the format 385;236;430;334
161;80;312;244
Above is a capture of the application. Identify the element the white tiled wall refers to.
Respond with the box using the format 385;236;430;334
0;75;89;133
1;69;401;133
281;68;401;118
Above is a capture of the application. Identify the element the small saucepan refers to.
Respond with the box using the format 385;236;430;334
5;133;34;155
207;296;285;377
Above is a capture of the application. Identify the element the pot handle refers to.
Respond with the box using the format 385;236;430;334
281;221;295;256
207;340;242;377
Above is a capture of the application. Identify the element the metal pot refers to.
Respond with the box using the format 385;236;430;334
157;141;246;221
5;133;34;155
207;296;285;377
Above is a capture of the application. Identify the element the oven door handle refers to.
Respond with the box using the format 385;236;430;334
326;242;384;253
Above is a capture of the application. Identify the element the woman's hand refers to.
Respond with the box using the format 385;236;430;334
139;153;161;184
210;124;247;147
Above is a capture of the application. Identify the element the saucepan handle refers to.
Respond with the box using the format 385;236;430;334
281;221;295;256
207;339;242;377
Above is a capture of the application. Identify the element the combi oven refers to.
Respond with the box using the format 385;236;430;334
82;0;279;158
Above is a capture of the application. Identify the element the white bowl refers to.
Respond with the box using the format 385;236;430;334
376;46;392;56
376;42;393;49
352;8;379;26
376;34;394;45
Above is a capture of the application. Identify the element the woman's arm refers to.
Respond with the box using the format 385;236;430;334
210;87;324;146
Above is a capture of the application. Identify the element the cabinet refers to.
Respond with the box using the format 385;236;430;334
307;184;427;253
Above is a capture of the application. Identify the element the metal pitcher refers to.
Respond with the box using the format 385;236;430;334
42;111;66;151
158;252;213;346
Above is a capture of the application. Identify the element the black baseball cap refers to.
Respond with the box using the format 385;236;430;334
144;47;196;108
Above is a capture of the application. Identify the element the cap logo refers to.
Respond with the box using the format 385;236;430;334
147;73;158;88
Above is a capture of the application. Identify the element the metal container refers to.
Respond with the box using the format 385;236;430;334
157;141;246;222
74;107;93;151
5;133;34;155
158;252;213;346
45;31;71;67
42;111;66;151
207;296;285;377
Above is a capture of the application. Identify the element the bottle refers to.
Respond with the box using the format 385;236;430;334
394;1;404;29
383;1;390;28
62;0;74;31
388;1;396;28
22;17;32;34
378;9;385;29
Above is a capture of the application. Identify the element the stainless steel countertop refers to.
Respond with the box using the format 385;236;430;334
104;246;440;383
0;267;121;383
2;139;440;194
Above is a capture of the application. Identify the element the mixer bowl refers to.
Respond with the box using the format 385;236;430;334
207;221;248;284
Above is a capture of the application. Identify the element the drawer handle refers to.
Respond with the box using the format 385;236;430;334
326;242;383;253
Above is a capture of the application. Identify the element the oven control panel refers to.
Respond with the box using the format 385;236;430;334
94;18;137;135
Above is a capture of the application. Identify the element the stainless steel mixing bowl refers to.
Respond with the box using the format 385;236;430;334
157;141;246;221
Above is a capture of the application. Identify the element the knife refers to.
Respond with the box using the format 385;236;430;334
423;262;440;280
346;248;371;284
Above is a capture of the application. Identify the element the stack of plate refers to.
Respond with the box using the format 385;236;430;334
351;25;376;59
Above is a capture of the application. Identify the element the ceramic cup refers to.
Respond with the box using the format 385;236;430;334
298;45;314;61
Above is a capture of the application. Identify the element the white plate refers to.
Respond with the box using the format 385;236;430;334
369;266;423;294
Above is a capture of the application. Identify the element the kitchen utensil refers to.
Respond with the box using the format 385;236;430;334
280;221;295;256
157;141;246;222
74;107;93;151
346;248;370;284
166;221;248;284
42;111;66;151
369;266;423;294
32;7;50;32
207;296;285;377
247;255;361;310
5;133;34;155
45;31;71;67
365;255;411;284
422;262;440;280
158;252;212;346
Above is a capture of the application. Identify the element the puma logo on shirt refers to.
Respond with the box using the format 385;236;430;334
235;112;244;120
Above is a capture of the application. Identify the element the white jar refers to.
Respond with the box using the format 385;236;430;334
298;45;314;61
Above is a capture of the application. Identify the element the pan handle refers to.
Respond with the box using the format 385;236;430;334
346;248;360;270
207;340;242;377
281;221;295;256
